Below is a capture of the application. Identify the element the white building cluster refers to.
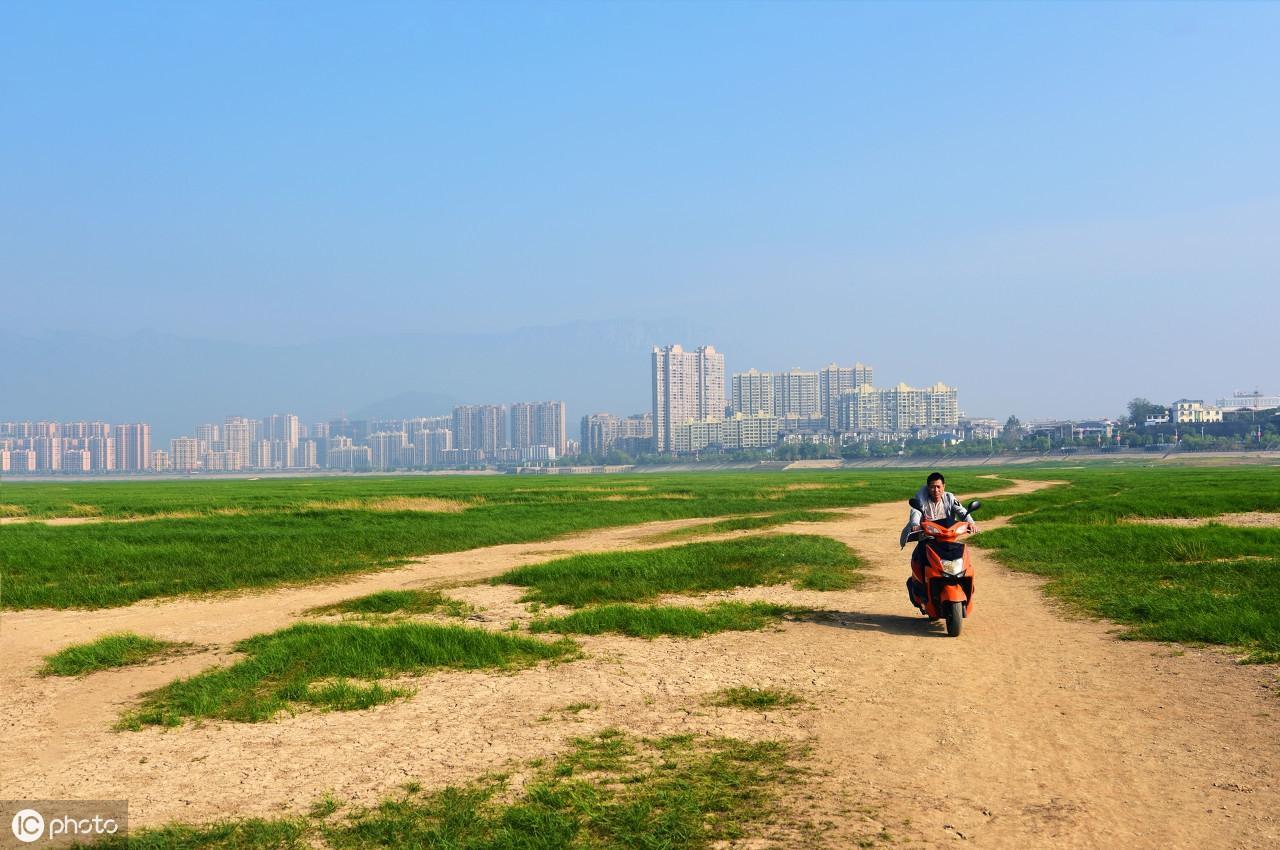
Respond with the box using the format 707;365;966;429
0;421;151;474
649;343;964;455
1;401;570;475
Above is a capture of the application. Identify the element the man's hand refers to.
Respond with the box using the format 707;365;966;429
966;521;977;534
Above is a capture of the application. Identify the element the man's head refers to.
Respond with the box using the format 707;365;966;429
926;472;945;502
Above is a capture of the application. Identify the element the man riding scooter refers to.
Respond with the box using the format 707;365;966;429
899;472;977;616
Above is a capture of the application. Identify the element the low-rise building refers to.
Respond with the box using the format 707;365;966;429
1171;399;1223;424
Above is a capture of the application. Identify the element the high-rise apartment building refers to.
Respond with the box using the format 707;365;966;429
652;344;725;453
452;405;506;455
113;423;151;471
580;413;620;457
34;436;61;471
88;435;115;472
224;417;255;468
512;401;566;455
171;437;201;471
731;369;774;416
196;423;221;446
263;414;300;466
772;368;820;418
510;403;535;449
294;439;319;469
818;363;873;431
369;431;409;469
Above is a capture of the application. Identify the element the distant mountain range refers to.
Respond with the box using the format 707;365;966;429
0;318;706;441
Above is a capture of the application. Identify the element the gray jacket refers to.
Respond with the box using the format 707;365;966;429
899;486;972;548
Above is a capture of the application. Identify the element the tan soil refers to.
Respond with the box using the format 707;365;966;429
2;480;1277;848
1132;512;1280;528
301;497;471;513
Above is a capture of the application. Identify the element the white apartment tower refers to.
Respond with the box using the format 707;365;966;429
171;437;201;471
773;368;820;418
652;344;725;453
819;362;873;431
731;369;774;416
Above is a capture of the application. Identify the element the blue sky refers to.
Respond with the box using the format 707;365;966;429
2;1;1277;420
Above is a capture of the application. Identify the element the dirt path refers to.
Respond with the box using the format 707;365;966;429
2;480;1277;848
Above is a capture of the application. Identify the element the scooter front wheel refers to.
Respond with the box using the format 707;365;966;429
944;600;964;637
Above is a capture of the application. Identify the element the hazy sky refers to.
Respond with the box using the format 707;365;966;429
3;1;1277;420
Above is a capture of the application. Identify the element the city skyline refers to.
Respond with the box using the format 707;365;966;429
4;332;1269;474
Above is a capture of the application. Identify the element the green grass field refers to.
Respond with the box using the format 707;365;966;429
972;466;1280;661
91;730;802;850
495;534;864;607
120;622;578;728
0;471;1001;610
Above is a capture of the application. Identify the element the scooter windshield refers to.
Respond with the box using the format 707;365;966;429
925;516;966;561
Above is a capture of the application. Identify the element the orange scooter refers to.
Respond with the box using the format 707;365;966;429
904;497;982;636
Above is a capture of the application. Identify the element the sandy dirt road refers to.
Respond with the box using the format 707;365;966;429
2;479;1277;848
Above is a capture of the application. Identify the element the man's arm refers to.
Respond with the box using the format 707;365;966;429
950;494;977;533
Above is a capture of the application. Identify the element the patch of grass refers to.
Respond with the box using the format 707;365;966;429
647;510;842;542
304;589;472;618
41;632;189;676
1;471;1007;610
530;601;798;638
496;534;864;607
560;701;598;714
308;795;342;820
708;686;804;710
119;622;578;728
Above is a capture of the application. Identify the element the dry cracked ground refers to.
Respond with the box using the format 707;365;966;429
2;478;1278;848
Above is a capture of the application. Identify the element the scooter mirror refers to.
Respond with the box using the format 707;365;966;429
967;500;982;514
908;497;923;511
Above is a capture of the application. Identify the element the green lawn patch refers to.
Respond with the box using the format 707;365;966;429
495;534;864;607
708;686;804;710
119;622;578;728
41;632;189;676
529;601;797;638
97;730;803;849
304;589;472;618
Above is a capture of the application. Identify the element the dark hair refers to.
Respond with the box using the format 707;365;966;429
926;472;945;485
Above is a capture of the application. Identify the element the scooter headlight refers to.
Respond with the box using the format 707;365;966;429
939;559;965;577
